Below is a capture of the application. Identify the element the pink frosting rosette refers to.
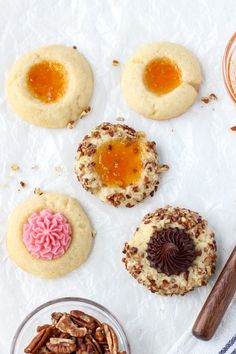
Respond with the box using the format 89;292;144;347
23;209;72;260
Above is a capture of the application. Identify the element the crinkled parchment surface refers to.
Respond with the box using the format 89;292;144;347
1;1;236;353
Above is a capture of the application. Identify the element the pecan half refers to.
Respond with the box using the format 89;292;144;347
51;312;63;324
85;334;103;354
94;327;105;342
102;323;118;354
56;314;87;337
37;324;51;332
70;310;98;330
36;347;52;354
46;338;76;353
24;327;53;353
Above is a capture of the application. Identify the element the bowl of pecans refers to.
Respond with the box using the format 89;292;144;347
11;297;130;354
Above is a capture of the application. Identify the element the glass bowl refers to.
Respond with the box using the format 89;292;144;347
223;32;236;102
11;297;130;354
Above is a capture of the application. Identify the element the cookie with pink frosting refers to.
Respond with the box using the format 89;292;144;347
6;192;93;279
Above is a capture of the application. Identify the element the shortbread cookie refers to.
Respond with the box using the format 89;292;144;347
7;45;93;128
75;122;168;207
123;206;216;295
7;192;93;278
121;42;202;120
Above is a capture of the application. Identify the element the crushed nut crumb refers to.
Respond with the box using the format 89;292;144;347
73;45;77;49
112;59;120;66
201;97;209;104
67;121;75;129
209;93;218;100
19;181;26;188
230;126;236;131
201;93;218;104
10;164;20;172
116;117;125;122
84;106;91;113
79;106;91;120
34;187;43;195
157;164;170;173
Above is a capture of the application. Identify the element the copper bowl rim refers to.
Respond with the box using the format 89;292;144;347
223;32;236;102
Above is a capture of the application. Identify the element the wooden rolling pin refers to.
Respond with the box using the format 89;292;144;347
192;246;236;340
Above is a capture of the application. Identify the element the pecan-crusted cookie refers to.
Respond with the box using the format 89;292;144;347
122;206;216;296
75;122;168;207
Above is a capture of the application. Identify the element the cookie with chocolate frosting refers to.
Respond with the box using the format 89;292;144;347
122;205;217;296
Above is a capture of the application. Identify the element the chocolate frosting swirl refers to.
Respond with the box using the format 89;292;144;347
146;228;195;275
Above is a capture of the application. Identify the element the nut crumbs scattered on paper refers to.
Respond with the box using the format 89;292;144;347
209;93;218;100
34;187;43;195
10;163;20;172
112;59;120;66
201;93;218;104
67;121;75;129
116;117;125;122
80;106;91;120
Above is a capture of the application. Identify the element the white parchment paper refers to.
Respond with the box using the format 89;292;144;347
1;1;236;353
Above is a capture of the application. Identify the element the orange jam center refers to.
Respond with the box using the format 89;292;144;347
143;57;182;95
27;60;67;103
95;139;142;188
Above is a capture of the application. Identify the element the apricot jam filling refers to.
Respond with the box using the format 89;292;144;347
95;139;142;188
26;60;67;103
143;57;182;95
